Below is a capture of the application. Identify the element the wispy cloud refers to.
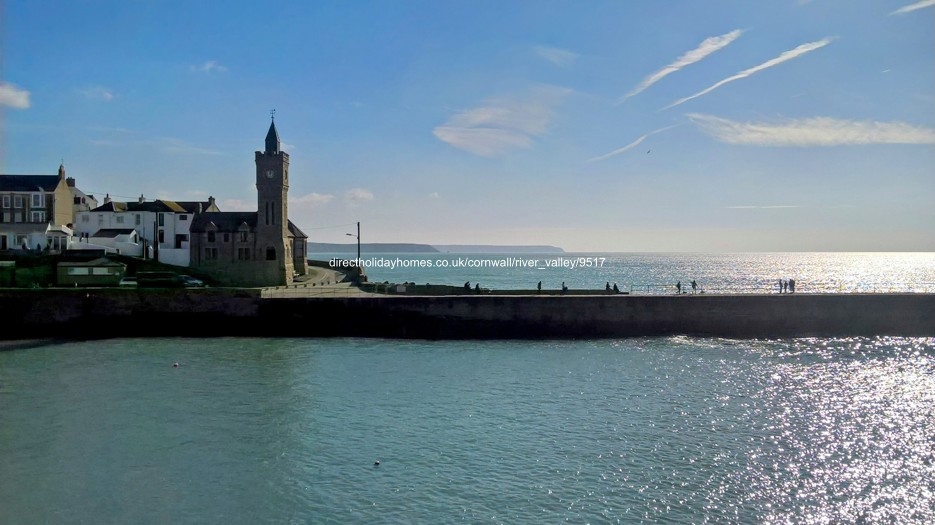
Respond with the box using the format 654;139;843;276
86;126;134;134
190;60;228;73
79;86;114;101
428;192;441;199
0;82;30;109
587;124;679;162
535;46;580;67
155;137;222;155
292;192;335;206
688;113;935;146
344;188;374;203
890;0;935;15
662;37;833;110
434;86;571;157
620;29;744;103
726;205;800;209
220;199;254;211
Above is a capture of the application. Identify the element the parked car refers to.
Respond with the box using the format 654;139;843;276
118;276;138;287
137;271;185;288
179;275;206;287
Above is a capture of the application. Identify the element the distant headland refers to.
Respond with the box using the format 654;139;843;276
309;243;565;254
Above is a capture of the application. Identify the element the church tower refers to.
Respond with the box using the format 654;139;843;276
255;116;294;284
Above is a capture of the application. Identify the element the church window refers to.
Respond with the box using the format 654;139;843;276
205;247;219;260
266;247;276;260
224;233;230;242
238;247;251;260
207;232;216;243
240;231;248;242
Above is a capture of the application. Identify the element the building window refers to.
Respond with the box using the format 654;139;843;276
223;233;230;242
158;213;164;226
82;214;90;223
179;214;188;221
32;194;43;207
135;214;141;225
31;211;45;223
205;247;219;260
207;231;216;243
116;215;125;224
3;195;10;208
158;230;165;243
14;196;23;208
237;247;251;260
239;231;248;242
16;235;27;248
74;197;81;205
98;215;104;225
266;247;276;260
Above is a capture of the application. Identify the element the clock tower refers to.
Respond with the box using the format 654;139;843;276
255;116;294;283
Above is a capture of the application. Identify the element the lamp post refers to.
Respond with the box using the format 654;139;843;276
346;222;361;280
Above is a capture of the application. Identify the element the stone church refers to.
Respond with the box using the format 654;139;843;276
189;119;308;287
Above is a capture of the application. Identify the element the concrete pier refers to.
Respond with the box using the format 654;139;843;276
1;289;933;340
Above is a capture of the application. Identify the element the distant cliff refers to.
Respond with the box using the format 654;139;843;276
309;243;440;253
309;243;566;254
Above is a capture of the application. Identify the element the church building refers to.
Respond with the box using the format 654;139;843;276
189;119;308;287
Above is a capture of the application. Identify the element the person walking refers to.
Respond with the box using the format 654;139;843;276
691;279;697;294
676;281;682;294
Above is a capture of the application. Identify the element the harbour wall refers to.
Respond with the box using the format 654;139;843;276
1;290;933;340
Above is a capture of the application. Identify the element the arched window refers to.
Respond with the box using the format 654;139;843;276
266;247;276;260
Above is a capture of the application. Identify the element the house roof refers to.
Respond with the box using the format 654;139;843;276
190;211;306;239
92;200;185;213
0;174;62;192
58;257;126;268
91;228;137;238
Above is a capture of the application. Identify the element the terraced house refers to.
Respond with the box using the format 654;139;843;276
0;164;96;252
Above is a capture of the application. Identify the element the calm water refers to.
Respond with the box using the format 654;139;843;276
2;336;933;524
318;252;935;294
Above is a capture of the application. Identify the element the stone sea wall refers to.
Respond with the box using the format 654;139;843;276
0;290;933;340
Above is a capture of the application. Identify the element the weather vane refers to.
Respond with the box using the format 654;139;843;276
270;109;276;121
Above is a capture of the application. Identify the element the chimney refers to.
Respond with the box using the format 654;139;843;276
104;193;112;204
66;177;76;187
208;196;216;209
139;194;145;203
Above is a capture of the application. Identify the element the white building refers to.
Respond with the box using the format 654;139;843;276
73;196;219;266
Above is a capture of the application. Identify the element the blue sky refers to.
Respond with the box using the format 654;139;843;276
1;0;933;251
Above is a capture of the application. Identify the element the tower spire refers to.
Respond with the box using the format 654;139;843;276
265;111;280;154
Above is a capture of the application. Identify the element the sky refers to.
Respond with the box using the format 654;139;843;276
1;0;933;252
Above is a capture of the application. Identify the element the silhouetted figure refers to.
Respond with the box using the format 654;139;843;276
676;281;682;294
691;280;697;294
464;281;471;291
475;283;480;293
613;283;619;293
782;280;788;293
606;282;611;292
537;281;542;294
778;279;783;294
561;282;568;293
789;279;796;294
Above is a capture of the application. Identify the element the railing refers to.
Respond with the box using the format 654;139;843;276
623;282;935;295
260;282;368;298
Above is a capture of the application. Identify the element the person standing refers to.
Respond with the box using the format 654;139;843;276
778;279;783;294
691;279;697;294
676;281;682;294
537;281;542;294
789;279;796;294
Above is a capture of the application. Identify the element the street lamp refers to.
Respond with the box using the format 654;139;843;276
345;221;360;264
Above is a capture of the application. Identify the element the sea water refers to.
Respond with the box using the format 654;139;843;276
1;336;933;524
1;253;934;524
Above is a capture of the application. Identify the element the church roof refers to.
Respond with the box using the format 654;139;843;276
0;174;62;192
190;212;257;232
190;211;306;239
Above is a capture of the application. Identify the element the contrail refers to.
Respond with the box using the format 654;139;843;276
661;37;833;111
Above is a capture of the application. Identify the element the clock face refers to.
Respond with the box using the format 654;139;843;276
265;170;275;179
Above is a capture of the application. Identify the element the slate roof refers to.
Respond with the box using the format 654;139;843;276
92;200;186;213
190;211;306;238
91;228;137;238
174;200;219;213
0;174;62;192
